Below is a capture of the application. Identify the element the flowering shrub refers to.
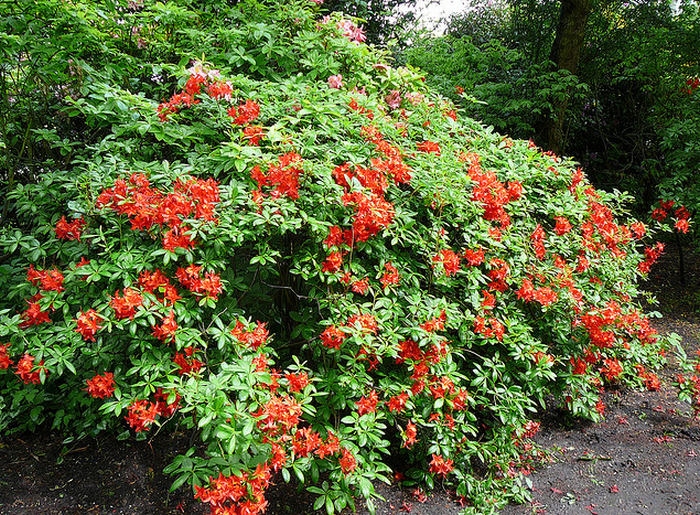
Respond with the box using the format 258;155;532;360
0;1;684;514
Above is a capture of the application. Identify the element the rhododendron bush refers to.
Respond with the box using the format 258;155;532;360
0;1;685;514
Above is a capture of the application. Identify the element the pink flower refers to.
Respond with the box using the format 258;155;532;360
405;92;425;106
328;74;343;89
337;20;366;43
385;90;401;109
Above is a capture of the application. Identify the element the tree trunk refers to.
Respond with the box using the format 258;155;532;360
538;0;591;154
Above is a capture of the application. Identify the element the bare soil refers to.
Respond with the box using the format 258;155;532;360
1;242;699;515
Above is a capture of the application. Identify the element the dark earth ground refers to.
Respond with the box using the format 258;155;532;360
2;243;700;515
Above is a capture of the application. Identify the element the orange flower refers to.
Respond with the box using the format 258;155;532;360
403;421;418;448
125;399;158;432
320;325;346;350
54;216;86;241
429;453;454;477
109;288;143;320
0;343;13;370
75;309;103;341
356;390;379;416
16;354;47;384
86;372;116;399
339;447;357;474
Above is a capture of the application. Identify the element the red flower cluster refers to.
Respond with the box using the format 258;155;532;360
387;391;409;413
251;152;303;201
417;140;441;155
243;125;264;145
630;221;646;239
27;265;64;292
429;453;454;477
429;376;456;399
194;464;271;515
651;200;691;234
157;91;198;121
231;320;270;349
356;389;379;416
462;152;522;228
403;421;418;448
291;427;322;458
635;365;661;391
75;309;103;341
583;199;631;257
152;310;178;342
321;251;344;274
203;80;231;101
125;399;162;432
97;174;220;251
109;287;143;320
380;262;400;288
531;225;547;259
553;216;572;236
600;358;623;381
580;310;617;349
228;99;261;125
285;372;309;393
139;269;181;305
532;286;558;307
578;302;656;355
432;249;461;277
314;430;341;460
420;309;447;333
20;295;52;328
684;76;699;94
320;325;346;349
463;247;485;266
324;122;409;262
352;277;369;294
339;447;357;475
638;242;664;274
474;316;505;341
252;394;302;438
347;312;378;333
54;216;86;241
320;312;379;350
86;372;116;399
154;388;181;417
342;191;395;243
487;258;510;291
333;162;387;196
482;289;496;310
516;278;535;302
324;225;354;250
348;97;374;119
176;265;223;300
0;343;12;369
172;347;205;376
16;353;47;384
157;72;235;121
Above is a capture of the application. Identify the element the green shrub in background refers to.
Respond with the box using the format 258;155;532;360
400;34;587;140
0;1;691;515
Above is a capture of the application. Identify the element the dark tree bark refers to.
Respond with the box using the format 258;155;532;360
538;0;591;154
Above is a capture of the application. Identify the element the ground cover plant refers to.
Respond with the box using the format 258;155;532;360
0;1;694;514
